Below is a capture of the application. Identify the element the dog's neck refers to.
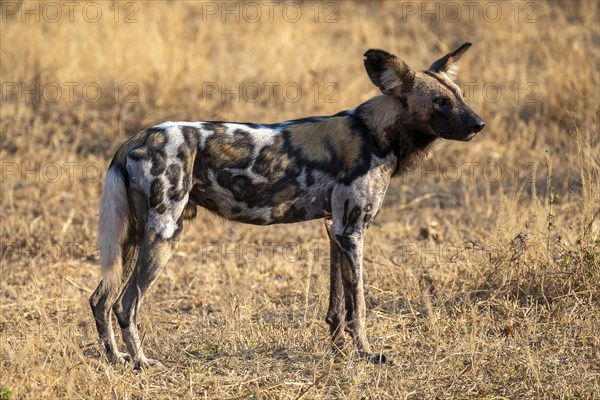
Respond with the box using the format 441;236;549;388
357;95;437;176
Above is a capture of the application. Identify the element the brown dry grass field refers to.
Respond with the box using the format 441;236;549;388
1;1;599;399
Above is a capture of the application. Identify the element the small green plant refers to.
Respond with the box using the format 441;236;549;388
560;252;572;269
0;387;12;400
185;347;201;357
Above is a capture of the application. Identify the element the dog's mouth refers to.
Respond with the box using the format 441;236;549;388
460;131;478;141
438;130;479;142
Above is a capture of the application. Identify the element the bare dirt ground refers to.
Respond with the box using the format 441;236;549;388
1;1;599;399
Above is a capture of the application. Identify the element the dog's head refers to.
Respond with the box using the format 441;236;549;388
363;42;485;141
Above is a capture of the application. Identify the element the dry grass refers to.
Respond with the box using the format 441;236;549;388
1;1;599;399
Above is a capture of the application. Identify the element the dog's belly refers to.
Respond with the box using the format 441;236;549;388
189;171;334;225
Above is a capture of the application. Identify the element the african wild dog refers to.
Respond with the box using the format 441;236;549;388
90;42;485;368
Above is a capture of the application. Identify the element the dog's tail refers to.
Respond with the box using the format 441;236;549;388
98;160;130;294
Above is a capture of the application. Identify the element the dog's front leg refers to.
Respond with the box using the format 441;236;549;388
331;228;386;364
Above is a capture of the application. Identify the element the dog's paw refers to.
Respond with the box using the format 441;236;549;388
108;351;132;365
134;357;165;370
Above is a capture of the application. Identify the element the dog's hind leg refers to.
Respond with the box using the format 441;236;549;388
90;167;135;364
113;193;184;369
89;235;138;364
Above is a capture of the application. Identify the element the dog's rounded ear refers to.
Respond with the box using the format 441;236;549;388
364;49;415;95
428;42;472;79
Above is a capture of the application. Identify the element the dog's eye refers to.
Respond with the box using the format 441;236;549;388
434;97;449;107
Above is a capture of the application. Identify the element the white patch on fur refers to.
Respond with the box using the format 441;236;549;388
154;121;280;151
446;63;459;79
250;129;277;152
330;154;394;236
223;122;267;130
153;121;176;129
164;126;185;156
98;167;129;294
153;121;212;148
439;72;463;98
147;193;188;239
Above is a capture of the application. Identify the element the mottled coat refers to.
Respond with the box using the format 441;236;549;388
91;42;485;368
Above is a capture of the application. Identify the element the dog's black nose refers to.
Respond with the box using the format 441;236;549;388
471;119;485;133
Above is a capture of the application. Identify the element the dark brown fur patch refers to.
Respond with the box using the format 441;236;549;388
155;203;167;215
271;183;300;205
150;150;167;176
148;130;167;149
167;187;185;202
166;164;181;186
205;129;254;170
177;145;193;174
120;131;150;162
286;117;363;171
149;178;164;208
181;126;199;148
272;203;291;219
202;123;227;136
252;135;293;181
129;147;149;161
216;170;253;203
